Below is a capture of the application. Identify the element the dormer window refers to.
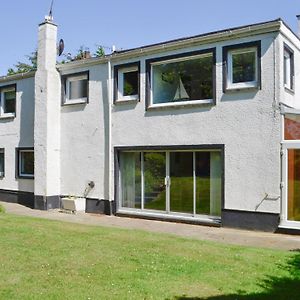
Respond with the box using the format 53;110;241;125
0;85;16;118
62;72;89;105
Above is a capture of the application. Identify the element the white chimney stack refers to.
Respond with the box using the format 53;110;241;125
34;19;61;210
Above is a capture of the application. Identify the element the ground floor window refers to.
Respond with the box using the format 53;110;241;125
17;148;34;179
118;149;222;218
0;149;4;177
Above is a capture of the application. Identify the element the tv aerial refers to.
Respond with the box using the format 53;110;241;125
45;0;54;22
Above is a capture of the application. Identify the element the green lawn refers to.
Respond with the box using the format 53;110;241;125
0;213;299;300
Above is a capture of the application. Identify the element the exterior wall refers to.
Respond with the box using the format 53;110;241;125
111;32;282;215
278;27;300;109
60;64;110;203
0;76;35;193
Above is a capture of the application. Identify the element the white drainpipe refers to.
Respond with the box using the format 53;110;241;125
107;58;113;204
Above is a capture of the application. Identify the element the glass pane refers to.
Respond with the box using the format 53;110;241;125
144;152;166;211
21;151;34;175
120;152;141;209
170;152;193;213
123;71;138;96
0;151;4;176
288;149;300;221
196;152;210;215
69;79;88;99
232;51;256;83
4;91;16;113
285;115;300;140
152;55;213;104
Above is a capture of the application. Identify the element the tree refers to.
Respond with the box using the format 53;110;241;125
7;51;37;76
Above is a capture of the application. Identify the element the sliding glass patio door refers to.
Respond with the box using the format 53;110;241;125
119;150;222;218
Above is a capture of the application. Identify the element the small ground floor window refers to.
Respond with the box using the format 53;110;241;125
118;148;223;220
17;148;34;179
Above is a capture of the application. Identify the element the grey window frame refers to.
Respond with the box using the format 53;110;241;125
223;41;261;92
283;43;294;92
16;147;34;179
0;84;17;118
145;49;216;110
61;71;89;105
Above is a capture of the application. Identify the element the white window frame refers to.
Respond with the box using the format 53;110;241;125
149;53;214;108
280;142;300;229
0;86;16;118
0;148;4;177
284;46;294;91
116;66;139;102
18;149;34;178
64;73;88;105
227;47;258;90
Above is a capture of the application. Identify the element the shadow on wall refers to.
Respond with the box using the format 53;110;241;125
18;78;35;197
168;250;300;300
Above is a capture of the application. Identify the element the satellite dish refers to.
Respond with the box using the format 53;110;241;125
58;39;64;56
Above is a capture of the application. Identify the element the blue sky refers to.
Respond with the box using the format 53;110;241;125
0;0;299;75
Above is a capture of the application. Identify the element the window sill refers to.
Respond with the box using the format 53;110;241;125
114;98;139;105
18;175;34;179
224;85;259;93
62;98;87;106
284;86;294;95
0;113;15;120
147;99;214;110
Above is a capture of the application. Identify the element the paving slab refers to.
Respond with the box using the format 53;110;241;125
1;201;300;251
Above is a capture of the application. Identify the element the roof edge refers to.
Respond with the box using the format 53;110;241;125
58;18;282;71
0;71;35;84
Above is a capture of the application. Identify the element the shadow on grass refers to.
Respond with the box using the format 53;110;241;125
170;250;300;300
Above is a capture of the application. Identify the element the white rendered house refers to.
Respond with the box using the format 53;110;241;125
1;15;300;233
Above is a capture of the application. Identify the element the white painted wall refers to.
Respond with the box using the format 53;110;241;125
0;76;35;193
60;64;109;200
110;32;282;214
278;25;300;109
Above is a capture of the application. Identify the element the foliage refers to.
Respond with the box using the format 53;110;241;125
0;204;5;213
95;45;105;57
0;214;299;299
7;51;37;76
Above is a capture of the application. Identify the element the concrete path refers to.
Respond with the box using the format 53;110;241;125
1;201;300;251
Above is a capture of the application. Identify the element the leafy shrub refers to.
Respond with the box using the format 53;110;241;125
0;204;5;213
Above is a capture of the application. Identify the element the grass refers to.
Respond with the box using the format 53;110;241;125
0;214;299;300
0;204;5;213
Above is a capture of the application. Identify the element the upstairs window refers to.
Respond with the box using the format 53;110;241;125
0;85;16;118
223;41;261;91
0;149;4;177
146;50;215;108
114;62;140;103
284;44;294;91
62;72;89;105
17;148;34;179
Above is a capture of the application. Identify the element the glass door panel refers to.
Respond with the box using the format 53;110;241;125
195;152;222;216
288;149;300;221
195;152;210;215
144;152;166;211
120;152;141;208
170;152;193;213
